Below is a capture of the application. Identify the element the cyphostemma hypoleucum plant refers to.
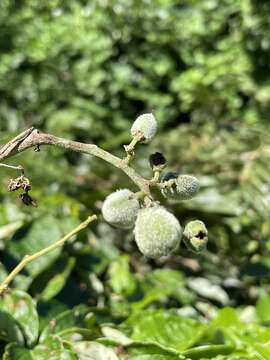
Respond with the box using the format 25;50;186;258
0;112;208;293
101;113;208;258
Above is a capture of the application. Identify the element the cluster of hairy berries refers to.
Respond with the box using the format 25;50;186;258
102;114;208;259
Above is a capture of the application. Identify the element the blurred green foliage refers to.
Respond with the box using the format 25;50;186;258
1;0;270;358
0;0;269;135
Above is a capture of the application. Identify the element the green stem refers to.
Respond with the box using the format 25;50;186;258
0;215;97;295
54;136;150;195
153;178;176;189
123;132;144;164
150;170;161;184
132;191;147;200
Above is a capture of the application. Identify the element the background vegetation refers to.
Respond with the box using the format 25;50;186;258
0;0;270;358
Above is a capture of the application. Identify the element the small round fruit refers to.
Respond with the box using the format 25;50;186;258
176;175;199;200
102;189;140;229
134;206;182;258
131;113;157;143
183;220;208;253
162;174;199;200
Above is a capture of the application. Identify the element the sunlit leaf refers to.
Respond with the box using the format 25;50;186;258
122;310;204;352
74;342;119;360
0;290;39;347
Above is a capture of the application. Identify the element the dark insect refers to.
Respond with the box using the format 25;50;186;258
19;192;38;207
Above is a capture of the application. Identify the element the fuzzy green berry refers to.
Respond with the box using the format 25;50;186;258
183;220;208;253
175;175;200;200
131;113;157;143
134;206;182;258
162;174;199;200
102;189;140;229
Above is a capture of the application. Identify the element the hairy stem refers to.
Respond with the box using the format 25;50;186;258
0;129;151;196
150;170;161;184
0;215;97;295
123;132;144;164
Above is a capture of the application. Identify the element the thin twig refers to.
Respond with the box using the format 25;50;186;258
0;129;151;196
0;127;35;157
0;163;24;173
0;215;97;295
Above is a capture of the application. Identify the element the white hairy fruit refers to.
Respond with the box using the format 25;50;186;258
102;189;140;229
176;175;199;200
134;206;182;258
131;113;157;143
162;175;199;200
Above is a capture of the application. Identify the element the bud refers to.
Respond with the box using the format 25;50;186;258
149;152;167;171
134;206;182;258
162;174;199;200
131;113;157;143
102;189;140;229
183;220;208;253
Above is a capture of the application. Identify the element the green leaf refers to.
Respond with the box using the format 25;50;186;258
3;337;77;359
184;189;242;216
0;290;39;347
208;309;270;358
0;203;26;228
33;336;77;360
234;324;270;358
0;221;24;242
74;341;119;360
108;255;136;297
0;312;24;346
210;307;242;330
122;310;204;352
0;263;8;283
98;328;184;358
187;277;229;305
131;287;172;311
40;305;99;342
122;342;182;359
37;299;69;332
256;295;270;322
100;326;132;346
249;342;270;359
7;215;64;279
133;269;194;310
182;344;234;359
129;356;179;360
207;308;243;345
39;257;76;301
3;343;33;360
